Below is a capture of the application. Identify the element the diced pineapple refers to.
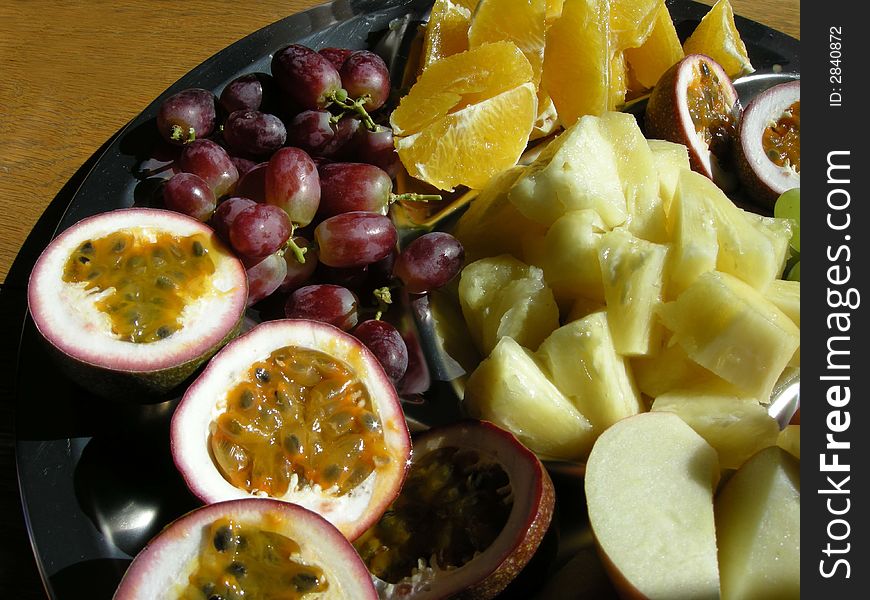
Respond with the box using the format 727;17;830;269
537;312;644;435
651;387;780;470
508;114;627;228
777;424;800;460
458;255;560;356
598;228;669;356
765;279;800;367
598;112;668;243
453;165;547;263
464;336;594;460
566;295;605;323
667;169;719;297
647;139;690;218
746;213;793;282
631;339;726;399
699;171;792;290
658;271;800;402
538;209;607;307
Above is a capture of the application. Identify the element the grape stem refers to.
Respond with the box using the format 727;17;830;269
372;286;394;320
170;125;196;143
285;237;308;264
327;90;377;131
390;193;442;205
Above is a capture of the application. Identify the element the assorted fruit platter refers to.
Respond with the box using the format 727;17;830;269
18;0;799;598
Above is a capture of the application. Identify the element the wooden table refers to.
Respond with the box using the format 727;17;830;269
0;1;799;597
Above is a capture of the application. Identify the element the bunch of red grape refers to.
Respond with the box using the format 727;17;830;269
144;43;464;390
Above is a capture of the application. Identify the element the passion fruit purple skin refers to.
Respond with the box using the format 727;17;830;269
170;318;412;541
645;54;742;191
112;498;378;600
27;208;247;401
736;79;801;208
370;420;556;600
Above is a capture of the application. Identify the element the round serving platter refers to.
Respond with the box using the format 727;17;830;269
12;0;798;597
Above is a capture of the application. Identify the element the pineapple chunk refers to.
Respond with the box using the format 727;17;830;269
538;209;608;306
598;228;669;356
453;165;546;264
537;312;644;435
508;114;627;228
631;339;727;399
698;171;792;290
598;112;668;243
566;295;605;323
464;336;594;460
667;169;719;297
458;255;559;356
777;424;800;460
651;386;780;470
765;279;800;367
647;139;690;218
658;271;800;401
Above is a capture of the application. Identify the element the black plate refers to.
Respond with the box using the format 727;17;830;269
13;1;798;598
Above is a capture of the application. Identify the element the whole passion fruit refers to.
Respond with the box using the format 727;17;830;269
353;420;555;599
736;80;800;208
645;54;741;191
113;498;377;599
170;318;412;541
27;208;248;401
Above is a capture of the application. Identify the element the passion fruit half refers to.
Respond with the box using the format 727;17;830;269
171;318;412;541
27;208;248;401
736;80;800;208
113;498;377;599
645;54;741;191
353;420;555;599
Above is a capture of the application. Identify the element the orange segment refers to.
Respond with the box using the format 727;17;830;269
683;0;753;78
624;2;684;90
391;41;533;136
610;0;661;49
468;0;547;83
395;82;538;191
545;0;565;23
421;0;479;70
542;0;612;126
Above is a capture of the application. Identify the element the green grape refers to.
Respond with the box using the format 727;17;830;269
774;187;800;253
787;261;800;281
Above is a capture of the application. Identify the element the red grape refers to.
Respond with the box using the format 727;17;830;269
265;147;321;227
219;72;275;113
211;196;257;242
318;47;354;70
271;44;342;110
230;156;258;178
162;172;216;221
156;88;216;146
178;139;239;198
339;50;390;111
353;125;400;178
229;203;292;260
245;252;288;306
280;236;318;292
224;110;287;157
353;319;408;383
286;111;360;158
394;232;465;294
317;162;392;218
284;284;359;331
314;211;397;268
236;162;268;203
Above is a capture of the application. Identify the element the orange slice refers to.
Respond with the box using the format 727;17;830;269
546;0;565;23
683;0;754;78
421;0;479;70
624;2;684;90
395;82;538;191
610;0;661;49
468;0;547;83
542;0;612;126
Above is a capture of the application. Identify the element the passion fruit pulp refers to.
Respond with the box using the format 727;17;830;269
27;208;248;400
170;319;412;541
736;80;800;208
644;54;741;191
353;420;555;599
113;498;377;599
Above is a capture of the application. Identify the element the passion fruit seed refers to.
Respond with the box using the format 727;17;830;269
62;231;216;343
762;100;800;171
687;60;737;156
210;345;391;497
181;517;327;599
353;447;512;584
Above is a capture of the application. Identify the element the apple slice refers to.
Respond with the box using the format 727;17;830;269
585;412;721;599
715;446;800;599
